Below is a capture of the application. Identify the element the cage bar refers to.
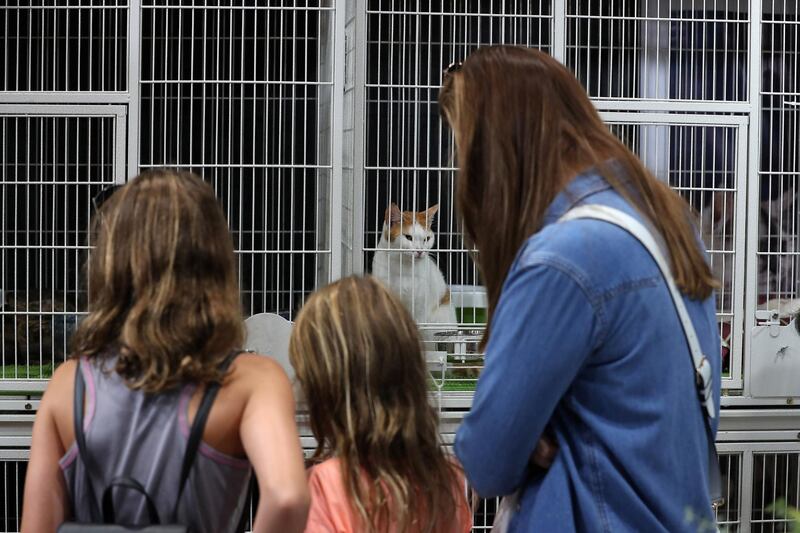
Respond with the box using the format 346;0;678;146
566;0;749;103
0;106;125;388
139;1;336;321
0;2;128;93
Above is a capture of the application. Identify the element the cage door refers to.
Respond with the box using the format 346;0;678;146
601;111;748;391
0;105;127;392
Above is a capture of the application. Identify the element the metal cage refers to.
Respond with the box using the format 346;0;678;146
0;1;797;531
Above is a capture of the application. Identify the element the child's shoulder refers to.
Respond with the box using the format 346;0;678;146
308;458;346;489
306;458;357;532
309;457;342;474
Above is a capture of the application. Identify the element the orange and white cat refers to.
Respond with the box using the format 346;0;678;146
372;203;456;329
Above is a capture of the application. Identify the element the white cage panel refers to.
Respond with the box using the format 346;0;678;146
0;459;24;532
139;1;336;321
717;452;744;532
362;1;552;393
0;107;125;388
603;112;748;389
751;451;800;533
746;3;800;401
566;0;749;103
755;6;800;318
0;2;128;92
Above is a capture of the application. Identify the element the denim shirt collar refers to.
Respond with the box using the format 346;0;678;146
541;170;613;227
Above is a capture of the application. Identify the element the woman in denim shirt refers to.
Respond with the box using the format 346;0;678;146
440;47;721;532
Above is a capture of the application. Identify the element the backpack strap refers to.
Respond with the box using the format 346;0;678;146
171;350;244;520
73;359;102;522
559;204;724;509
73;350;245;525
102;476;161;524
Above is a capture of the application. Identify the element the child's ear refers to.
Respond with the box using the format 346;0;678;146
385;203;402;225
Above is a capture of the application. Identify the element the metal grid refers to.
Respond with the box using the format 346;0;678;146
139;1;336;321
0;459;24;533
361;1;551;393
0;107;125;388
752;451;800;533
717;452;744;532
566;0;749;103
0;1;128;92
754;6;800;318
603;112;748;388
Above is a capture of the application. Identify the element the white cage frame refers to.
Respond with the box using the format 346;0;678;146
601;110;750;391
0;1;798;531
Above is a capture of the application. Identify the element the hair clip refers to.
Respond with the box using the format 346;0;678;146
443;60;463;80
92;184;121;213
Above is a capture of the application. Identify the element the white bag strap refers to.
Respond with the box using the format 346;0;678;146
560;204;724;511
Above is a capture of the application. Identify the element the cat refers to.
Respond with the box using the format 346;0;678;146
1;293;79;367
698;189;800;320
371;203;457;333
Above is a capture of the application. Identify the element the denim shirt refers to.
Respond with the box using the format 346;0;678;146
455;171;721;533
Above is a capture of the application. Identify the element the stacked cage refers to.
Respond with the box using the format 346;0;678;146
138;1;338;529
345;0;797;531
354;1;552;397
0;2;129;529
0;1;796;531
139;0;338;321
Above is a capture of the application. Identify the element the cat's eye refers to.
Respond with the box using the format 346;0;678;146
404;235;413;241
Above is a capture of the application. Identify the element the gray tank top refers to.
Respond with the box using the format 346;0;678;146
60;356;252;532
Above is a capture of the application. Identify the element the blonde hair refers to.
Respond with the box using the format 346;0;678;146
70;169;244;392
289;276;465;533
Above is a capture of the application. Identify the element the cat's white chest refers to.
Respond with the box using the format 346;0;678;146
372;251;447;323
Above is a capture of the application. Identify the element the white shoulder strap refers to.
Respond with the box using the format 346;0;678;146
560;204;716;420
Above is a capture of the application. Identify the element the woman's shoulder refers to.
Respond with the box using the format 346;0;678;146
516;211;662;293
229;352;291;385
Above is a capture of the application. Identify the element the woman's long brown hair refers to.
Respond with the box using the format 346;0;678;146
438;46;717;345
70;169;244;392
289;276;465;533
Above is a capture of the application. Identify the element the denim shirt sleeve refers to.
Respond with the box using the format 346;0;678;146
455;261;602;498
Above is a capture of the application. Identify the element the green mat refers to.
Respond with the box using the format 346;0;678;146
0;364;54;379
456;307;487;325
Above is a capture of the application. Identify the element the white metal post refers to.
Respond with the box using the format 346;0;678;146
350;0;367;274
743;0;763;400
329;0;346;281
552;0;567;63
127;0;141;179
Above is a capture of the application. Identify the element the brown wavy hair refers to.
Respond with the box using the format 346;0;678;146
289;276;466;533
438;46;717;345
70;169;244;392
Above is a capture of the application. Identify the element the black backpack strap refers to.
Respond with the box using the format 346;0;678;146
73;359;102;522
171;350;244;520
102;477;161;525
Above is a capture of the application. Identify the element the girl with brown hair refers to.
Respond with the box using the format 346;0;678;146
289;275;471;533
440;46;721;532
21;170;309;532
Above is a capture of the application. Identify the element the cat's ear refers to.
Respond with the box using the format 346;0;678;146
712;191;733;225
423;204;439;226
385;203;402;225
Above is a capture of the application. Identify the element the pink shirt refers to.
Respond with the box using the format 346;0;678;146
305;458;473;533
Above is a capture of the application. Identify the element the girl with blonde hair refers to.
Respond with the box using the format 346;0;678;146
22;169;309;532
289;275;471;533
